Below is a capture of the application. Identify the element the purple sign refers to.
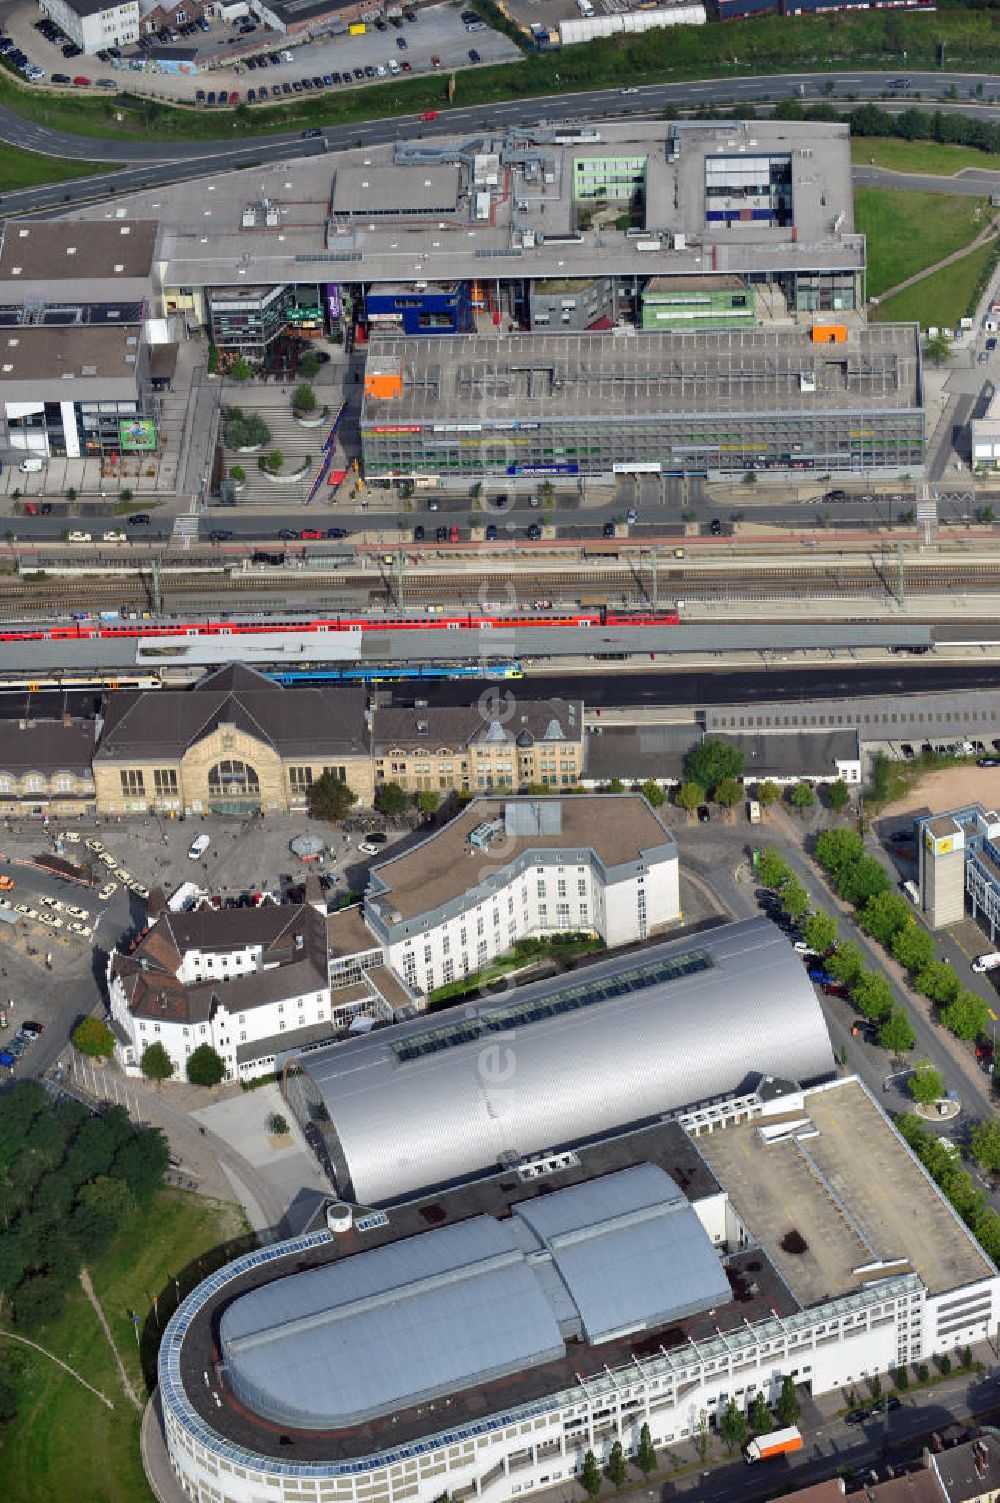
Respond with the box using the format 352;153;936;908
323;283;342;320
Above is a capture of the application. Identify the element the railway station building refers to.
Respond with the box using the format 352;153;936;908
371;698;585;795
92;664;373;815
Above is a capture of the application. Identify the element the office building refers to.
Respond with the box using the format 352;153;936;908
40;0;141;54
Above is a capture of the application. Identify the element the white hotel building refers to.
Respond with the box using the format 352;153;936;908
362;794;680;998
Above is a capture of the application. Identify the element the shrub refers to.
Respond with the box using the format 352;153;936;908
293;382;316;414
267;1111;289;1135
118;487;132;503
939;1353;952;1377
916;1363;930;1383
229;464;246;485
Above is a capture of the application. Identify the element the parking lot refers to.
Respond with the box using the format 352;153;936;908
1;1;519;104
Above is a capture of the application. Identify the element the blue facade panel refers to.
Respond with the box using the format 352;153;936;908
365;284;472;336
715;0;780;18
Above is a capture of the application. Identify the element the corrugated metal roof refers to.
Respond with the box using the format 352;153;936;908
219;1167;730;1428
298;919;835;1206
220;1216;565;1430
513;1165;730;1343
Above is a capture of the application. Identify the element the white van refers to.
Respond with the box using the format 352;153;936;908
187;833;211;861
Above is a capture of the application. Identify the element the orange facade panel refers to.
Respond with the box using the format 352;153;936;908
364;357;404;400
811;324;848;344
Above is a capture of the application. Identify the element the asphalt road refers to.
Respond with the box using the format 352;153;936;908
7;71;1000;211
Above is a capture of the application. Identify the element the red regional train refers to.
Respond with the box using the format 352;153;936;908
0;607;681;644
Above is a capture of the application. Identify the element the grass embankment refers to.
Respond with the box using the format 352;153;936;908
0;1189;251;1503
875;237;999;327
0;148;109;192
850;135;1000;177
854;187;990;297
8;9;1000;145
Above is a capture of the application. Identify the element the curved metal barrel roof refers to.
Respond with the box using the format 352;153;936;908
298;918;834;1206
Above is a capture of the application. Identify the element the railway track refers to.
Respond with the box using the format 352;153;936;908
2;560;1000;618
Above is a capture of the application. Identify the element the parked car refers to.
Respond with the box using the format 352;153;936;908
188;834;211;861
209;528;234;542
414;525;425;541
326;527;349;539
127;512;150;526
697;805;711;823
299;528;323;540
526;522;541;540
485;523;498;541
419;110;437;121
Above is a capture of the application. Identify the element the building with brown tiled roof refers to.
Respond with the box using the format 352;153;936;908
106;892;375;1082
371;698;584;796
93;663;373;816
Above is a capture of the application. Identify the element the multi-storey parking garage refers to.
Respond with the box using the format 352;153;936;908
360;325;924;481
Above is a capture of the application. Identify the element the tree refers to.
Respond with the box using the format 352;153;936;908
416;791;440;815
641;779;666;807
685;738;744;796
789;781;815;815
916;1363;929;1384
715;776;744;814
915;959;961;1006
293;382;316;414
939;1353;952;1376
852;971;895;1023
268;1112;289;1136
111;1126;168;1205
971;1119;1000;1173
13;1273;65;1328
757;780;781;813
299;349;320;379
840;856;890;909
803;909;838;955
940;989;991;1041
261;447;284;475
890;921;936;977
925;330;952;366
229;464;246;486
140;1041;174;1086
879;1007;916;1054
374;781;409;817
750;1391;772;1435
0;1374;17;1425
581;1449;602;1498
186;1044;226;1088
909;1060;944;1106
860;891;912;947
308;772;358;823
635;1423;656;1477
777;1376;800;1427
71;1175;130;1257
230;355;253;382
780;879;810;921
607;1440;628;1488
719;1399;747;1453
814;827;864;881
758;847;791;890
827;779;851;814
71;1017;115;1060
675;780;705;818
870;1373;882;1402
895;1366;909;1391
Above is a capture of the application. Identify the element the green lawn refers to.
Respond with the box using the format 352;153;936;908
0;149;109;193
854;188;991;298
5;8;1000;146
873;238;999;330
851;136;1000;177
0;1189;251;1503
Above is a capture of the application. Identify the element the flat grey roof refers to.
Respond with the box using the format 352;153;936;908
360;326;922;425
0;325;143;385
65;119;861;289
0;219;157;284
696;1077;995;1301
332;164;461;216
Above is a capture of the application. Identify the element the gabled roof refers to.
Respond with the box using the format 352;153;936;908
111;901;329;1024
372;699;582;756
95;669;368;762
